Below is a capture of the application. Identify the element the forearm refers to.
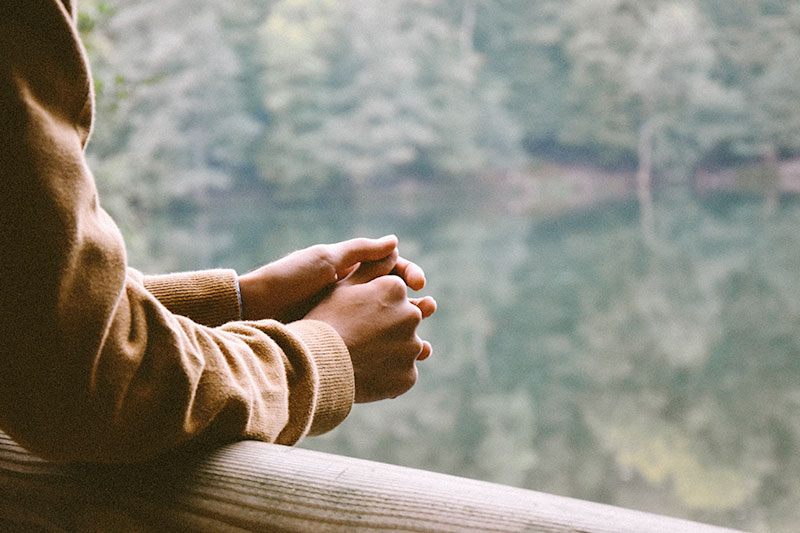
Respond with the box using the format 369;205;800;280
65;280;353;461
138;269;243;326
2;274;353;462
0;1;354;463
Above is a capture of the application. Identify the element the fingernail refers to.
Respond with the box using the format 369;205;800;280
380;234;397;242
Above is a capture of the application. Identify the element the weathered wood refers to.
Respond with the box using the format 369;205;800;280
0;431;744;532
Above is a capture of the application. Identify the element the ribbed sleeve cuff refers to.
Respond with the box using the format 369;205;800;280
286;320;355;436
143;269;241;327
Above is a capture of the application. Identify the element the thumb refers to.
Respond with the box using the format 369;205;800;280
342;249;399;285
329;235;398;279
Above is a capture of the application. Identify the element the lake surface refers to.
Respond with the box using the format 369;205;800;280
135;183;800;532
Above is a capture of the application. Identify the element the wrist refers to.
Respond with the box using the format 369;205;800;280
237;269;262;321
235;276;244;320
238;265;285;321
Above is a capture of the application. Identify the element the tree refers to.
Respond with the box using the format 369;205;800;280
626;1;740;245
472;0;569;160
708;0;800;212
256;0;523;196
555;0;646;165
80;0;259;269
553;0;741;246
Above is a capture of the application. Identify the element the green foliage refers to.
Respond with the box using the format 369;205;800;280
710;0;800;159
483;197;800;530
73;1;800;529
255;0;518;195
80;0;260;269
81;0;800;199
269;190;797;533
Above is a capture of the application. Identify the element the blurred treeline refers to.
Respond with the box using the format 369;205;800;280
79;0;800;212
75;2;800;531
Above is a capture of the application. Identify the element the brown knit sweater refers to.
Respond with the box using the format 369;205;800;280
0;0;354;463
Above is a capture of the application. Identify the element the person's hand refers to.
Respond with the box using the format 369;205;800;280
305;251;436;403
238;236;427;322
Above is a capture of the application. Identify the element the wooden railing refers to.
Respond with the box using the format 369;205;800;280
0;431;744;532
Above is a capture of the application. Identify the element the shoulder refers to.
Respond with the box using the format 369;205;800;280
0;0;93;144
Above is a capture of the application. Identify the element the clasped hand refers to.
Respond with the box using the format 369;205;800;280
238;236;436;403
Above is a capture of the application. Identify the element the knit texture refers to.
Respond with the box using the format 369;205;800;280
143;270;242;327
287;320;355;436
0;0;355;463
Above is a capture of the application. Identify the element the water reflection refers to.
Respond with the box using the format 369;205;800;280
134;185;800;533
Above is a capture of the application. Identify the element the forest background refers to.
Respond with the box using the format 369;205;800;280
78;1;800;532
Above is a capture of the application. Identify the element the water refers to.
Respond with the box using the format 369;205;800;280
135;183;800;533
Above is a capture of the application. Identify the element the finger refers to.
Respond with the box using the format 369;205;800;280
336;263;360;281
417;340;432;361
392;256;426;291
409;296;437;319
343;249;399;285
329;235;398;278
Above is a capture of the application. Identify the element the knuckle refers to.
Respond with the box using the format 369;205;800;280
414;336;424;354
380;275;407;297
352;237;372;249
404;365;419;391
387;355;419;399
409;303;423;323
309;244;336;275
404;337;423;360
309;244;331;262
400;304;423;330
392;367;418;398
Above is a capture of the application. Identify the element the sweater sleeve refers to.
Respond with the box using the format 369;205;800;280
0;1;354;463
138;269;243;327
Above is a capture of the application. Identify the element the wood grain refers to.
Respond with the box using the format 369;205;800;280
0;431;745;532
